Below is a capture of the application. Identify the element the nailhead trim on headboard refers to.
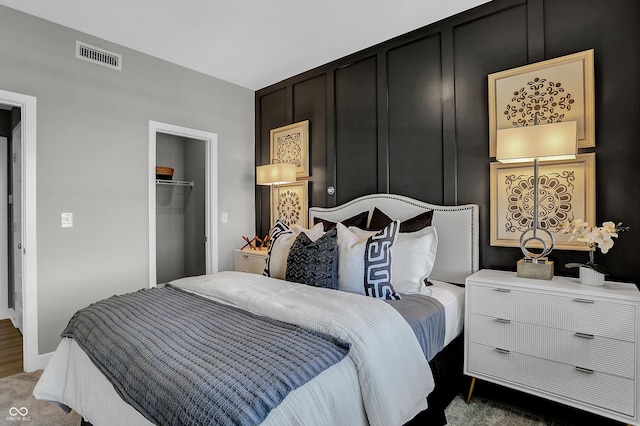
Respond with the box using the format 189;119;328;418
309;194;479;284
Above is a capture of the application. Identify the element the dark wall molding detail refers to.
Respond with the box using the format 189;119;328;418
255;0;640;284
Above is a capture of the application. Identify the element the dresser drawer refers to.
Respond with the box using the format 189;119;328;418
467;342;635;417
468;314;635;378
468;284;636;342
234;250;268;274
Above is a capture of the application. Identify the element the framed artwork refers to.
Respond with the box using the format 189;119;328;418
270;120;309;178
490;153;595;251
270;180;308;228
488;49;595;157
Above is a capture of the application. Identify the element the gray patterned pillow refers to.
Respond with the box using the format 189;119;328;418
285;229;338;289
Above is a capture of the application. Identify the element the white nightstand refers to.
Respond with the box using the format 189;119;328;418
233;248;268;274
464;269;640;425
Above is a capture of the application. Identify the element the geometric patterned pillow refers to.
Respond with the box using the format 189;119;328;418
263;220;326;279
337;221;401;300
285;229;338;289
262;220;293;278
350;225;438;294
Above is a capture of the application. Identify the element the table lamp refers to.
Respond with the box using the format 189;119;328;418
256;163;296;224
496;120;577;279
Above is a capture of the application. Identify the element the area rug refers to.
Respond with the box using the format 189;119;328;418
0;370;624;425
444;381;622;426
0;370;80;426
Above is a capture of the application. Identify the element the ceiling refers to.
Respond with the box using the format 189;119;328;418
0;0;489;90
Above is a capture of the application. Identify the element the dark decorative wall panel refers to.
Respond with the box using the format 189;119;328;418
293;75;328;207
387;34;444;204
334;56;378;205
256;88;288;233
255;0;640;284
453;3;529;269
543;0;640;280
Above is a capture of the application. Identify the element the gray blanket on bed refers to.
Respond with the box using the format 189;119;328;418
386;294;445;361
61;285;350;426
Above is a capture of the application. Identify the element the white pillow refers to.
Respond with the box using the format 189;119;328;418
350;225;438;294
337;221;401;300
263;222;325;279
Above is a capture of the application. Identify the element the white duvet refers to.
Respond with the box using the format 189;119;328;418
34;271;435;426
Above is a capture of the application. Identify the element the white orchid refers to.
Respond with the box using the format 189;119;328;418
562;219;629;273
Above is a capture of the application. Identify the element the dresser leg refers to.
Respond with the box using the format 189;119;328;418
465;377;476;404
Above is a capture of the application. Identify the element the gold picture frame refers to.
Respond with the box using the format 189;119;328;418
490;153;595;251
488;49;595;157
270;180;308;228
270;120;309;178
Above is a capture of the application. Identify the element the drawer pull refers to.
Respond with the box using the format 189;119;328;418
494;288;511;293
575;332;594;339
575;366;594;374
574;298;595;304
242;254;249;258
495;348;510;354
495;318;511;324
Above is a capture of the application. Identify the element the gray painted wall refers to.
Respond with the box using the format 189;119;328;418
155;134;207;283
183;137;207;278
0;6;256;354
156;133;187;284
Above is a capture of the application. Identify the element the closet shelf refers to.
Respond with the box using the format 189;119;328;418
155;179;194;188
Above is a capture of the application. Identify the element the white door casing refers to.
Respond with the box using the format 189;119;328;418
12;124;23;333
148;121;218;287
0;136;7;320
0;89;39;371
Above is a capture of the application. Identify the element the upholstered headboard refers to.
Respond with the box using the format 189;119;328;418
309;193;479;284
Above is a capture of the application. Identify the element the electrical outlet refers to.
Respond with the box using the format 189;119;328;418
61;212;73;228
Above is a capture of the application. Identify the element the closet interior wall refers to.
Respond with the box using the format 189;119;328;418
156;133;206;284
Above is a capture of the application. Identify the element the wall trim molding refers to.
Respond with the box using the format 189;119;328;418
0;89;38;371
148;121;218;287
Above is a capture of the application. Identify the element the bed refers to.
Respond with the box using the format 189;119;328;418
34;193;479;426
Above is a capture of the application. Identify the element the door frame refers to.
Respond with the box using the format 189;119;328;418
0;136;7;320
0;89;39;371
11;124;23;332
148;121;218;287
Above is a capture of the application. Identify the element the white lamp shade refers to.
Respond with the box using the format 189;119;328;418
256;163;296;185
496;121;577;163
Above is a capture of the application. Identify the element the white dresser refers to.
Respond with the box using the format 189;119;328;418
464;269;640;425
233;248;268;274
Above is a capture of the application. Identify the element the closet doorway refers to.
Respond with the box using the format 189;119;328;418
0;89;37;372
148;122;218;287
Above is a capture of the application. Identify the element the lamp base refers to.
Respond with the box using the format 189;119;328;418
516;258;554;280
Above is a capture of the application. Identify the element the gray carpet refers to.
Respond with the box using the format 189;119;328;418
0;370;81;426
0;370;624;426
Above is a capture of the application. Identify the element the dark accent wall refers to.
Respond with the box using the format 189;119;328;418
255;0;640;284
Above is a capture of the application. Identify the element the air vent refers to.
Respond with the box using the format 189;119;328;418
75;41;122;70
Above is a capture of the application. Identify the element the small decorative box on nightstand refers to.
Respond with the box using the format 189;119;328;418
233;248;268;274
464;269;640;425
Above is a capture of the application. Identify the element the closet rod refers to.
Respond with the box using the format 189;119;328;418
155;180;194;188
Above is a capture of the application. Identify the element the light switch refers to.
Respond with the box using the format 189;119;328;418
221;212;228;223
61;212;73;228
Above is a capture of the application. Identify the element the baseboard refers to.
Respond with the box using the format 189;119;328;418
24;351;53;372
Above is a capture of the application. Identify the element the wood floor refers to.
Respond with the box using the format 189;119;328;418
0;318;23;378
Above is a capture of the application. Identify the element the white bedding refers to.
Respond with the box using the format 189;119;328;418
35;338;365;426
35;271;469;426
429;279;465;346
